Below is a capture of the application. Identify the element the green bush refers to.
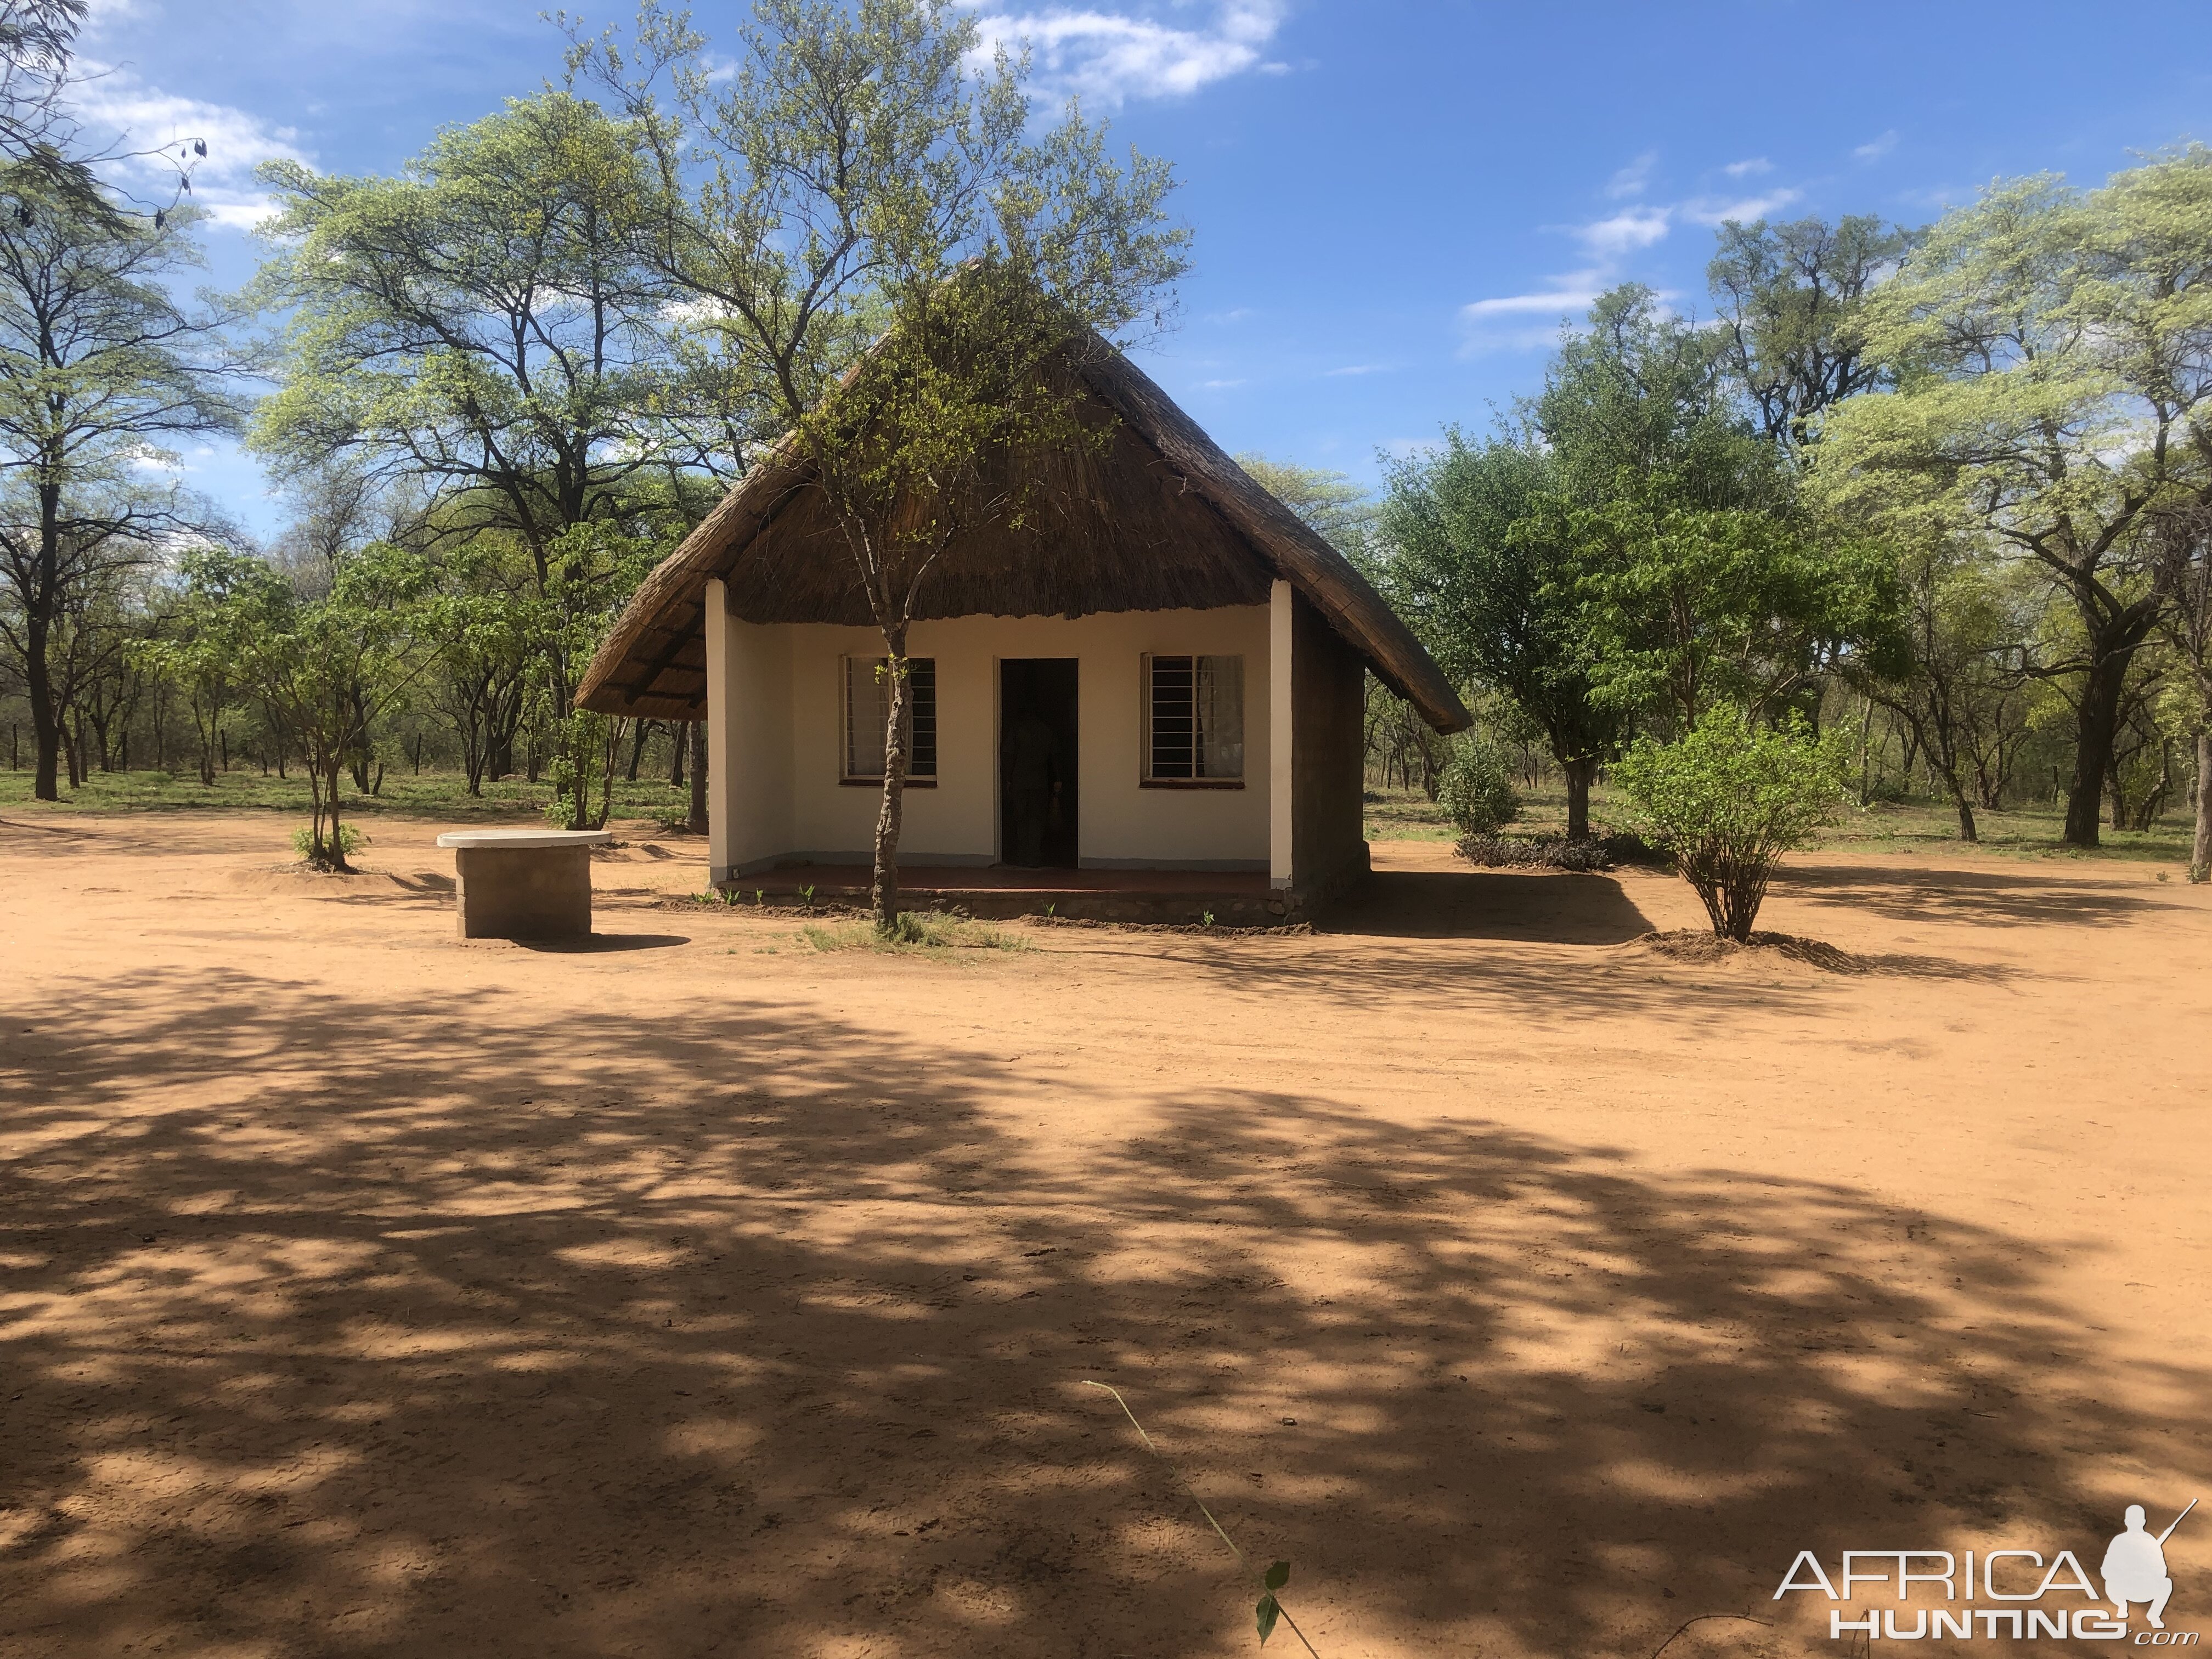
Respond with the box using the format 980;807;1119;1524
1436;737;1523;839
292;822;365;863
1612;709;1848;940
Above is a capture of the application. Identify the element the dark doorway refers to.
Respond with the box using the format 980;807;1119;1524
999;658;1078;868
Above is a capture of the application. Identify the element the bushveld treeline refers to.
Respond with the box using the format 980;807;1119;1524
2;1;2208;884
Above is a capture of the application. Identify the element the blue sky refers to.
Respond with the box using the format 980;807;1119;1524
75;0;2212;536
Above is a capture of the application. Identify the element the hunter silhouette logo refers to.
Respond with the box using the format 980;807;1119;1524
1774;1498;2199;1642
2107;1502;2194;1630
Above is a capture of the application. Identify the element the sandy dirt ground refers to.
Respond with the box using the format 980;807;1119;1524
2;811;2208;1659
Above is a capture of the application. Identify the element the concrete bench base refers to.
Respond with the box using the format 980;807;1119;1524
435;830;612;940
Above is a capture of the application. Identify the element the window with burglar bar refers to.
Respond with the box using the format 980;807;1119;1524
843;656;936;781
1143;654;1243;782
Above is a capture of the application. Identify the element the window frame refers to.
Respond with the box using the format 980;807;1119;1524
840;654;938;787
1139;652;1246;789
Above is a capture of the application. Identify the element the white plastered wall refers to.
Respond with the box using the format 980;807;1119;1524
704;578;795;883
706;598;1273;874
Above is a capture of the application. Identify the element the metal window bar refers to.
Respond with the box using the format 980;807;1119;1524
844;657;935;778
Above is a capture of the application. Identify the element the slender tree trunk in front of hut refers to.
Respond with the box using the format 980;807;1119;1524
871;645;911;934
688;720;707;835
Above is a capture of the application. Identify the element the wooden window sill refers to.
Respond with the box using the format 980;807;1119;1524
1139;778;1245;790
841;776;937;787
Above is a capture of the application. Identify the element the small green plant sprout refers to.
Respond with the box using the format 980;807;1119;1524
754;889;766;906
1044;900;1056;917
1201;909;1215;929
800;883;816;907
1081;1382;1322;1655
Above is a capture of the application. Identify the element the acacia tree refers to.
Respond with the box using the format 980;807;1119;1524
577;0;1186;931
2146;503;2212;879
1708;215;1918;456
0;184;237;798
251;91;709;827
1816;155;2212;847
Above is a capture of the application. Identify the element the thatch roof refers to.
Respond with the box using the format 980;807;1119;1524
574;337;1471;734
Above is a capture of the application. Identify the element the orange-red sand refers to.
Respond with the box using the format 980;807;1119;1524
3;813;2207;1658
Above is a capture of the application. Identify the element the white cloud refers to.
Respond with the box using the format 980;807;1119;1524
1324;363;1385;377
1854;129;1899;162
75;63;309;232
1459;156;1801;357
1605;150;1658;199
1198;377;1246;389
1461;278;1606;320
1680;188;1802;226
1577;207;1672;257
968;1;1287;106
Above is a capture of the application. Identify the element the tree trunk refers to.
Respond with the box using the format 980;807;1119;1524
2064;603;2162;848
26;608;59;799
326;760;352;873
2066;653;2124;849
871;650;910;934
2192;729;2211;883
1562;756;1595;841
687;719;707;835
1956;798;1978;843
627;718;650;782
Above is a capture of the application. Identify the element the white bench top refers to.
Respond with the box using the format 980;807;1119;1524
435;829;614;849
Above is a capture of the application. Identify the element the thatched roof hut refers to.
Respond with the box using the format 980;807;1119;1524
575;338;1470;736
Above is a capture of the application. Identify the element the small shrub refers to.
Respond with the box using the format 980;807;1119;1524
1436;738;1522;839
1612;709;1848;941
805;913;1030;953
292;822;364;863
1455;830;1661;872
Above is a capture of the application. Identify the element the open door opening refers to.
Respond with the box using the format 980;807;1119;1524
999;658;1078;868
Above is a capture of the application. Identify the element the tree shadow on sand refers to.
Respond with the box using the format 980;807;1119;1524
3;969;2203;1657
1778;862;2186;929
1329;867;1656;945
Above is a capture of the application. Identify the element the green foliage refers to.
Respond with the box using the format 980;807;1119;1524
1239;454;1378;568
1533;287;1904;731
1707;215;1918;454
251;93;695;548
1379;284;1901;840
1811;150;2212;847
1379;431;1621;806
1256;1559;1289;1644
1613;710;1850;940
144;542;437;870
1436;737;1523;838
291;821;364;862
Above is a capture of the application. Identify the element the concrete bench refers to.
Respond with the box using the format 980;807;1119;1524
435;829;612;940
